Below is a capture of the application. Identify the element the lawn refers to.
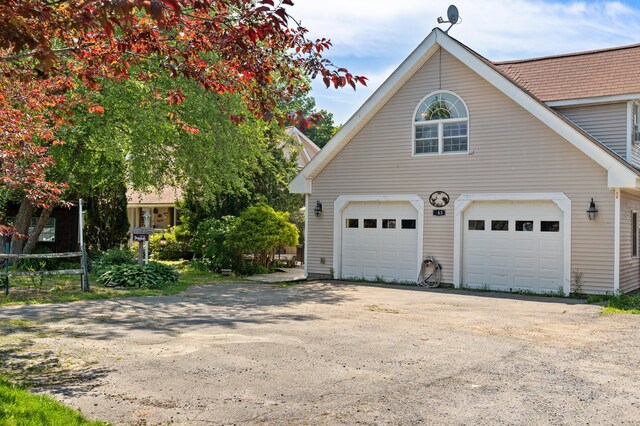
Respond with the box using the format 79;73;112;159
0;376;107;426
0;262;242;306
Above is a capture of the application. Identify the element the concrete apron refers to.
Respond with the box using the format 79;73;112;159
250;267;306;283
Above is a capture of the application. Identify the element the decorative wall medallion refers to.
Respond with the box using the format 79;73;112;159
429;191;450;207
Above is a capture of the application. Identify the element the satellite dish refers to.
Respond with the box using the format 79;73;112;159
447;5;459;24
437;4;461;33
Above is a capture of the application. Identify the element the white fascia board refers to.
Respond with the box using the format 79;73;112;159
126;203;176;208
436;32;638;189
547;94;640;108
289;31;440;194
608;167;638;188
290;174;311;194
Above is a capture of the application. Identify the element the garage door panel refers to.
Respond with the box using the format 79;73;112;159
341;201;419;282
463;201;563;294
513;275;534;287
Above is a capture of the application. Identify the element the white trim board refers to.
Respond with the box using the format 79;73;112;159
453;193;572;296
290;28;638;194
547;94;640;108
332;194;424;282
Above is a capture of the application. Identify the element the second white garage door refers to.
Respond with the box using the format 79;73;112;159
341;202;419;283
463;201;564;293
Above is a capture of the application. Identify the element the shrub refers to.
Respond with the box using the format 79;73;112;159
191;216;237;269
233;262;270;276
92;247;136;274
149;228;192;261
226;204;299;268
186;259;212;272
97;262;179;289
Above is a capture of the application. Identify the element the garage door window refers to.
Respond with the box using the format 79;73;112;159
346;219;359;228
491;220;509;231
516;220;533;232
363;219;377;228
468;220;484;230
541;221;560;232
382;219;396;229
401;219;416;229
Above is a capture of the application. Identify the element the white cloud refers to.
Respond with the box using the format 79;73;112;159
288;0;640;123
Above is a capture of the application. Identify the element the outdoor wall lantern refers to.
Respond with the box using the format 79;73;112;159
314;201;323;217
159;234;168;250
587;198;598;221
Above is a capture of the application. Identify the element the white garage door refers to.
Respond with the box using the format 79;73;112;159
463;201;563;293
341;202;419;283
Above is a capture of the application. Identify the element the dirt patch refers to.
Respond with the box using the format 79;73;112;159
365;304;400;314
1;282;639;425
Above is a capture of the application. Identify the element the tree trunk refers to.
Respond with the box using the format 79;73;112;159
23;204;54;254
10;197;33;255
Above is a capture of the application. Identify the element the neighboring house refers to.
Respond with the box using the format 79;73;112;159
291;28;640;295
127;187;183;232
4;204;80;253
282;126;321;169
127;126;320;236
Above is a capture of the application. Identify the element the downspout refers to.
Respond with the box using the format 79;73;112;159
614;188;621;293
304;194;309;278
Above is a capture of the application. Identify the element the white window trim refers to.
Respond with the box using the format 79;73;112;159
333;194;424;282
412;89;470;156
453;192;572;296
632;209;638;259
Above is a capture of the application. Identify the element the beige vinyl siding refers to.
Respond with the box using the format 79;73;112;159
620;190;640;294
556;103;628;159
307;48;616;294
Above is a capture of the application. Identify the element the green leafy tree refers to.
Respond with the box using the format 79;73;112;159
227;205;298;268
302;109;340;148
85;178;130;251
287;91;340;148
177;125;303;233
191;216;238;269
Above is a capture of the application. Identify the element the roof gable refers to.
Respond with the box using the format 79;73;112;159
291;28;638;193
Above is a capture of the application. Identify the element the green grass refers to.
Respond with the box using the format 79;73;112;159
0;263;243;306
587;294;640;314
0;376;108;425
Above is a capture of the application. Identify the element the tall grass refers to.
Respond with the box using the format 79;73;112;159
0;376;107;425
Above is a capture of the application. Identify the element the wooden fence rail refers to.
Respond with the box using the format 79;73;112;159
3;247;88;296
0;252;82;260
0;269;83;278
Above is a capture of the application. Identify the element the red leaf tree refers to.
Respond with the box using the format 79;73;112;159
0;0;366;251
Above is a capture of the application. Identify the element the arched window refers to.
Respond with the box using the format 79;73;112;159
413;91;468;155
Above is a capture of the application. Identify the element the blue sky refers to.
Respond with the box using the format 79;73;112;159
291;0;640;124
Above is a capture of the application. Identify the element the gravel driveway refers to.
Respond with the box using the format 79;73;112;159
2;281;640;425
